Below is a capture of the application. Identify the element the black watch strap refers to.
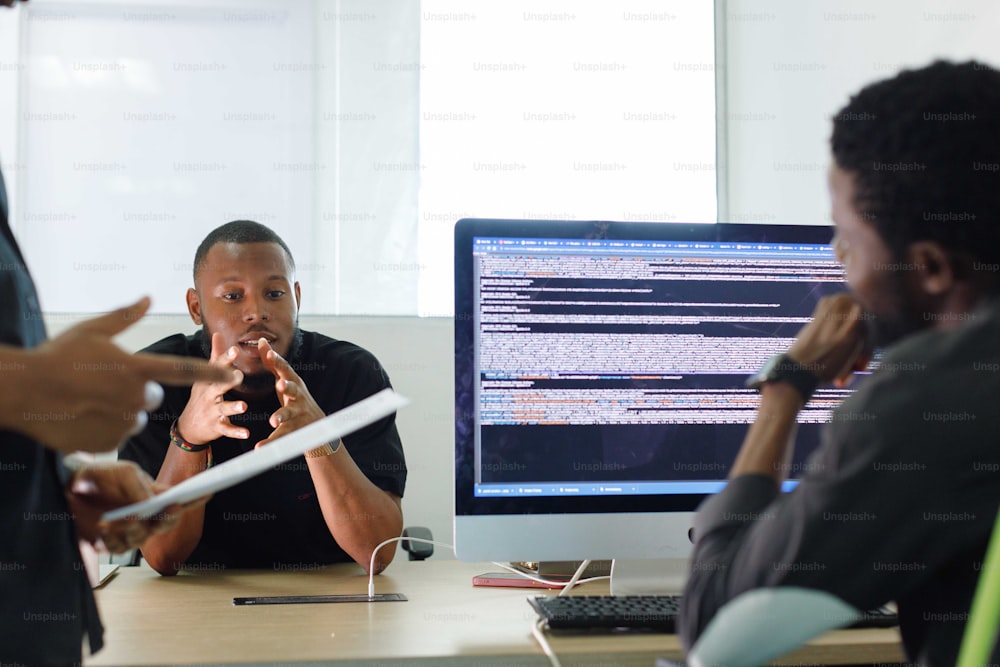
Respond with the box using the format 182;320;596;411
745;353;820;402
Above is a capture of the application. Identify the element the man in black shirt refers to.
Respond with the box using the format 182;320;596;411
680;61;1000;666
120;220;407;574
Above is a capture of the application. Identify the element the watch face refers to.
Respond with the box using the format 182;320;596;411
752;354;784;383
748;353;819;401
760;354;782;378
746;354;777;389
748;353;803;389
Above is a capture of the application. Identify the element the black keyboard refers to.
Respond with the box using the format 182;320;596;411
529;595;681;632
528;595;898;633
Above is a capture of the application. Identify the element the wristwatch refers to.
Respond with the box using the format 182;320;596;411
745;353;820;402
305;440;343;459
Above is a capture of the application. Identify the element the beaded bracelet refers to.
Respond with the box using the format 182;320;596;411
169;420;212;453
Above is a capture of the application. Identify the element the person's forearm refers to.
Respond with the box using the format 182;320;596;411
140;445;210;575
307;445;403;574
730;382;804;482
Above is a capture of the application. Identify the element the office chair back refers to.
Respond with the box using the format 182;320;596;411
686;587;863;667
956;504;1000;667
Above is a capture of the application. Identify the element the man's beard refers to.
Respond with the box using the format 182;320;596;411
199;325;304;396
863;268;927;349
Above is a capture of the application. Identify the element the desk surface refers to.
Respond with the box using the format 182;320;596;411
85;559;905;667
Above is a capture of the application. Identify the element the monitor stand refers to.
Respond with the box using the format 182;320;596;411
510;560;612;580
610;558;690;596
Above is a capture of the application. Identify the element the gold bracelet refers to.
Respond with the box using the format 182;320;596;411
305;440;341;459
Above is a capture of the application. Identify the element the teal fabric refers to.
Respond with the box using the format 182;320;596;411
688;587;861;667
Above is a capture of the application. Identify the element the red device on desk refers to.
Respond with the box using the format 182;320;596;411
473;572;566;590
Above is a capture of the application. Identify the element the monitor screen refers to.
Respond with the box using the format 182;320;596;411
453;219;851;565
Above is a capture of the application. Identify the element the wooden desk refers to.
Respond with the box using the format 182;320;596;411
86;560;905;666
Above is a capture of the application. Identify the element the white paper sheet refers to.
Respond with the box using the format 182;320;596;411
103;388;408;522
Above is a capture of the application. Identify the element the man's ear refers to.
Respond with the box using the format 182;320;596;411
294;282;301;311
908;241;956;296
186;287;203;325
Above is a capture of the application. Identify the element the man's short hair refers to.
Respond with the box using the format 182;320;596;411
193;220;296;283
831;60;1000;276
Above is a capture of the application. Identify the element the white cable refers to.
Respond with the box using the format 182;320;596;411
531;559;596;666
531;616;563;667
490;560;610;590
367;535;455;599
365;538;608;598
557;558;591;596
366;539;580;666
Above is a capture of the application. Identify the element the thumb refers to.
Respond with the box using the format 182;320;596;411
209;331;227;363
74;297;151;338
151;480;173;494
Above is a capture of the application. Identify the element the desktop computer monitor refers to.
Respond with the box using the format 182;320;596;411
453;218;852;587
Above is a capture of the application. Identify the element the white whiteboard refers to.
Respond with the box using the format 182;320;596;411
16;0;316;314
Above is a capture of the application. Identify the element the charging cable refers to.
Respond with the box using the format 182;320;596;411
487;559;609;593
557;558;593;596
532;616;563;667
531;559;600;666
366;537;605;598
367;535;455;599
366;538;596;667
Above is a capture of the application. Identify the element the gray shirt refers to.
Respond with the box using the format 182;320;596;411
680;297;1000;667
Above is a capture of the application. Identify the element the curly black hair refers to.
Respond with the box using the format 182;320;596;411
831;60;1000;281
193;219;295;283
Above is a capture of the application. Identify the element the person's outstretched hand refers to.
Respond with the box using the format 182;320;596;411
175;331;248;446
254;338;325;448
6;297;239;453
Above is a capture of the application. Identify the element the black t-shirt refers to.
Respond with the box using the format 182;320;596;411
0;167;104;664
119;329;407;569
680;297;1000;666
